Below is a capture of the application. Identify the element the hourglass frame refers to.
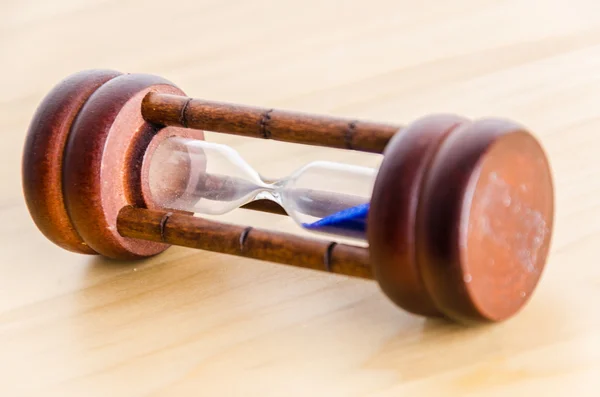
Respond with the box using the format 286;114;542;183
22;69;555;325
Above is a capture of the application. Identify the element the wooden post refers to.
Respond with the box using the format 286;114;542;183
141;92;400;153
117;206;373;279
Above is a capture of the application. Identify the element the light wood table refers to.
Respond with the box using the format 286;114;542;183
2;1;599;396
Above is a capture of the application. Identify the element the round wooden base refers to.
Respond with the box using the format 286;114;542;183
368;115;554;324
22;70;204;260
22;70;121;255
368;114;469;318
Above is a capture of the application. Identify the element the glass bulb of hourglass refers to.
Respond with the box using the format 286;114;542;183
148;137;377;240
278;161;375;239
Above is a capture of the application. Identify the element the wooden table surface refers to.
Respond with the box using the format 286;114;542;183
2;0;600;396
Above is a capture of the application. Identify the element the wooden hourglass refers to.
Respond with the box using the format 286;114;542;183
21;69;555;324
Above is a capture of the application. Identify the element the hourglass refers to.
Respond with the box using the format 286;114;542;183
22;69;555;324
148;136;377;241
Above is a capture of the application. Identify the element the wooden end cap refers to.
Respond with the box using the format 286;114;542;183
368;115;554;324
22;69;121;254
22;70;205;260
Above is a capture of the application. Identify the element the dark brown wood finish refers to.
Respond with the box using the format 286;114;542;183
367;114;470;318
141;93;400;153
63;74;194;259
117;206;373;279
416;119;554;324
22;69;121;254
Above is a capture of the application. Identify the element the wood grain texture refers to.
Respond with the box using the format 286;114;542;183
21;69;120;254
368;114;469;318
117;206;373;279
2;0;600;396
415;118;554;324
63;74;184;259
143;92;400;153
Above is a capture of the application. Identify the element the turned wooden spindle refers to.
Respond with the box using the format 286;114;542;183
141;92;400;153
117;206;373;279
22;69;555;325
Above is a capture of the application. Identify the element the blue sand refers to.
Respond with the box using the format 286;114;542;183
302;203;369;236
